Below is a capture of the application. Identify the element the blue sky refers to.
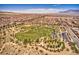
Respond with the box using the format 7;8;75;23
0;4;79;13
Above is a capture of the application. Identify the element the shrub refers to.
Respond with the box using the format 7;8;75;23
45;53;48;55
66;48;69;51
39;50;43;53
35;47;38;50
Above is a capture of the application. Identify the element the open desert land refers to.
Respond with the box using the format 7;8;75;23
0;12;79;55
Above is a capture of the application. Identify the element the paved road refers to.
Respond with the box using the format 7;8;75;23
67;27;79;48
60;18;79;48
63;21;79;48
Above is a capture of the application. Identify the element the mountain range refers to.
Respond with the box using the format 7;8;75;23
60;9;79;14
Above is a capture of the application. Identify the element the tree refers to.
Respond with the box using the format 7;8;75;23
23;39;28;44
61;42;65;49
57;49;60;52
36;38;39;43
66;48;69;51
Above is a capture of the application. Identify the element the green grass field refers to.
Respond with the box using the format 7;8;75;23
15;25;54;43
15;26;53;41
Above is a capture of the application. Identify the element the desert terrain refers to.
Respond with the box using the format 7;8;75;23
0;12;79;55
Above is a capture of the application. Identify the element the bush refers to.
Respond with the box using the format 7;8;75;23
39;50;43;53
23;39;28;44
45;53;48;55
35;47;38;50
35;38;39;43
61;42;65;49
70;42;79;53
66;48;69;51
57;49;60;52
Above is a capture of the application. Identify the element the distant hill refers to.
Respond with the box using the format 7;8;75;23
0;11;14;13
0;11;21;15
60;9;79;15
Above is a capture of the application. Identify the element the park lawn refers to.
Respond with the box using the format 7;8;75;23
15;25;53;42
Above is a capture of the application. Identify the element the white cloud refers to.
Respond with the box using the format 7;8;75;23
1;8;68;13
16;8;67;13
